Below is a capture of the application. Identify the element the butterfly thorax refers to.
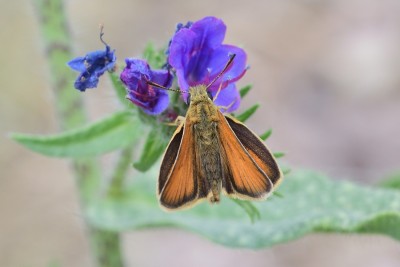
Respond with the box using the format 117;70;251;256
187;85;219;124
187;85;222;203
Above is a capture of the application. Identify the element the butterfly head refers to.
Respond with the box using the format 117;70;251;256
187;85;214;105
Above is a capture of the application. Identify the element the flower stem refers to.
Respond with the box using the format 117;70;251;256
89;228;124;267
108;148;134;197
33;0;124;266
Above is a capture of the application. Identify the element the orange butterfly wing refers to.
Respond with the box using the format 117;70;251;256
158;120;201;210
217;112;274;200
225;116;283;187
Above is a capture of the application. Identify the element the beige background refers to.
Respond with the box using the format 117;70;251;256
1;0;400;266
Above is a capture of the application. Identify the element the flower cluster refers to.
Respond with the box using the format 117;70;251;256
168;16;247;112
68;16;248;114
120;59;172;115
68;42;116;92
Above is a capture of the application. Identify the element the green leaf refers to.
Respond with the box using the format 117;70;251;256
272;191;284;198
109;72;132;109
239;84;252;98
143;42;156;61
11;111;142;158
133;128;169;172
379;172;400;190
86;169;400;248
143;42;167;69
231;199;261;223
260;129;272;141
282;167;291;175
273;152;285;158
235;104;260;123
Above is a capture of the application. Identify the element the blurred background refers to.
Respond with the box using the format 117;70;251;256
1;0;400;266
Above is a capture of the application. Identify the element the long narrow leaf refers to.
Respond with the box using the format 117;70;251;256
260;129;272;141
239;85;252;98
11;111;141;158
133;129;169;172
236;104;259;122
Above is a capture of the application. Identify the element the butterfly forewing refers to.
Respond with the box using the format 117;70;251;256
158;120;200;209
225;116;283;187
217;111;273;200
158;123;184;194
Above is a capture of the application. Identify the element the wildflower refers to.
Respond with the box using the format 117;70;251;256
120;59;173;115
68;30;116;91
168;16;247;112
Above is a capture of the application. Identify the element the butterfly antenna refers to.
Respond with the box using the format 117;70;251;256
206;54;236;90
146;80;188;94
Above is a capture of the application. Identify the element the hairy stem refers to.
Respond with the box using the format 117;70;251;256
33;0;124;266
108;148;134;197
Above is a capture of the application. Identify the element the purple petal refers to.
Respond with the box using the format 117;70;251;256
127;89;169;115
151;69;173;88
208;45;247;85
68;46;116;91
168;29;197;73
120;59;150;90
190;16;226;50
126;58;150;75
85;50;106;62
147;91;170;115
212;83;240;113
121;58;170;115
67;57;86;72
74;72;100;92
169;17;226;85
84;50;112;73
175;69;190;101
167;16;247;111
98;50;116;73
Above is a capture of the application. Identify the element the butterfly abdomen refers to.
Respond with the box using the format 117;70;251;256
193;120;222;203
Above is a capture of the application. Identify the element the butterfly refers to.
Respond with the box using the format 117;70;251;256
151;55;283;210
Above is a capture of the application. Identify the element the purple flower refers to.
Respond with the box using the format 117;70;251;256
68;45;116;91
120;59;173;115
168;16;247;112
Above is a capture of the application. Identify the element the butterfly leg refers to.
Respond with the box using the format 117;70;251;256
212;82;224;102
163;115;185;126
212;79;238;113
218;99;237;113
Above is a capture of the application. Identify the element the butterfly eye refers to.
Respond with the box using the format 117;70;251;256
207;91;213;100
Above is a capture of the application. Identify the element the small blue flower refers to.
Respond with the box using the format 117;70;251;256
120;59;173;115
68;44;116;92
168;16;247;112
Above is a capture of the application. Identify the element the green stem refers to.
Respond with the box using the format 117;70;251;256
90;228;124;267
33;0;124;266
108;148;134;197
